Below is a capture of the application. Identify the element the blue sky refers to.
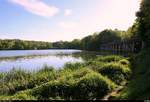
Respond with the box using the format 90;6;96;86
0;0;140;42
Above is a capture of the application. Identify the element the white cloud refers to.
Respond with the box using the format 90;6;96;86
58;21;77;29
9;0;59;18
64;9;72;16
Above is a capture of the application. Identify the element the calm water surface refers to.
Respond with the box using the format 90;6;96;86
0;50;88;72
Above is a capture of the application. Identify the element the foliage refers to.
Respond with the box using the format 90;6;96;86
113;0;150;99
75;72;116;100
0;39;52;50
80;29;124;51
63;62;85;70
96;55;124;62
136;0;150;47
115;49;150;99
0;28;130;51
98;63;131;85
0;67;57;95
0;55;131;100
119;59;130;66
52;39;81;49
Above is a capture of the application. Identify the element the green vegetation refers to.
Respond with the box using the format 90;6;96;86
53;29;128;51
136;0;150;48
0;0;150;100
0;29;130;51
0;39;52;50
113;0;150;99
0;55;131;100
115;49;150;99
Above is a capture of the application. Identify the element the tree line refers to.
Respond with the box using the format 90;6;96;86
0;39;52;50
0;28;137;50
53;28;137;51
2;1;147;51
53;0;150;51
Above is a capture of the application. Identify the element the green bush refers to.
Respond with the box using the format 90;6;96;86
96;55;124;62
119;59;130;66
0;69;32;95
116;49;150;99
31;72;116;100
3;69;31;83
63;62;85;70
31;80;75;100
27;67;58;88
75;72;116;100
72;68;93;79
10;90;36;100
98;63;131;84
85;61;106;71
0;67;58;95
0;73;5;79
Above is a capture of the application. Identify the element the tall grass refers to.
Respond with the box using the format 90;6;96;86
0;55;131;100
98;63;131;85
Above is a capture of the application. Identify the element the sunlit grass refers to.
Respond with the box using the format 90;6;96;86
0;55;131;100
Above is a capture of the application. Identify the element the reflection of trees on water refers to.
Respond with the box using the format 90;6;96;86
0;53;82;62
71;51;99;61
72;51;133;61
0;55;50;62
0;50;132;62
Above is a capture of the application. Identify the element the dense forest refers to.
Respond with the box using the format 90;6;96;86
0;28;136;50
0;39;53;50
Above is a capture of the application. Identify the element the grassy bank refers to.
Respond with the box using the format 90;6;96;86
114;49;150;99
0;55;131;100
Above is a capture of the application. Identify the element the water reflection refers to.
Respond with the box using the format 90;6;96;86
0;50;84;72
0;49;131;72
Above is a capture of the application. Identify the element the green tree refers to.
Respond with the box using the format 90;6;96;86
136;0;150;47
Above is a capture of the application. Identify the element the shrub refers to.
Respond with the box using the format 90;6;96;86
59;67;95;83
0;69;31;95
3;69;31;83
32;80;75;100
10;90;36;100
85;61;106;71
96;55;124;62
0;67;58;95
119;59;130;66
75;72;116;100
28;67;58;88
0;73;5;79
32;72;116;100
98;63;131;84
72;68;93;79
63;62;85;70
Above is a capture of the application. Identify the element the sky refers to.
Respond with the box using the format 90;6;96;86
0;0;141;42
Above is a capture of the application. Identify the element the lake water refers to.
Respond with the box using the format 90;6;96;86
0;50;92;72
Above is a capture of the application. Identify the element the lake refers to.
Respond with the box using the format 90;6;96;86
0;49;97;72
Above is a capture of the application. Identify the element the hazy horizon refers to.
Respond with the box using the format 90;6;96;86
0;0;140;42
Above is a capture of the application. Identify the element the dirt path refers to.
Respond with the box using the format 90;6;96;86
102;81;127;100
102;86;124;100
